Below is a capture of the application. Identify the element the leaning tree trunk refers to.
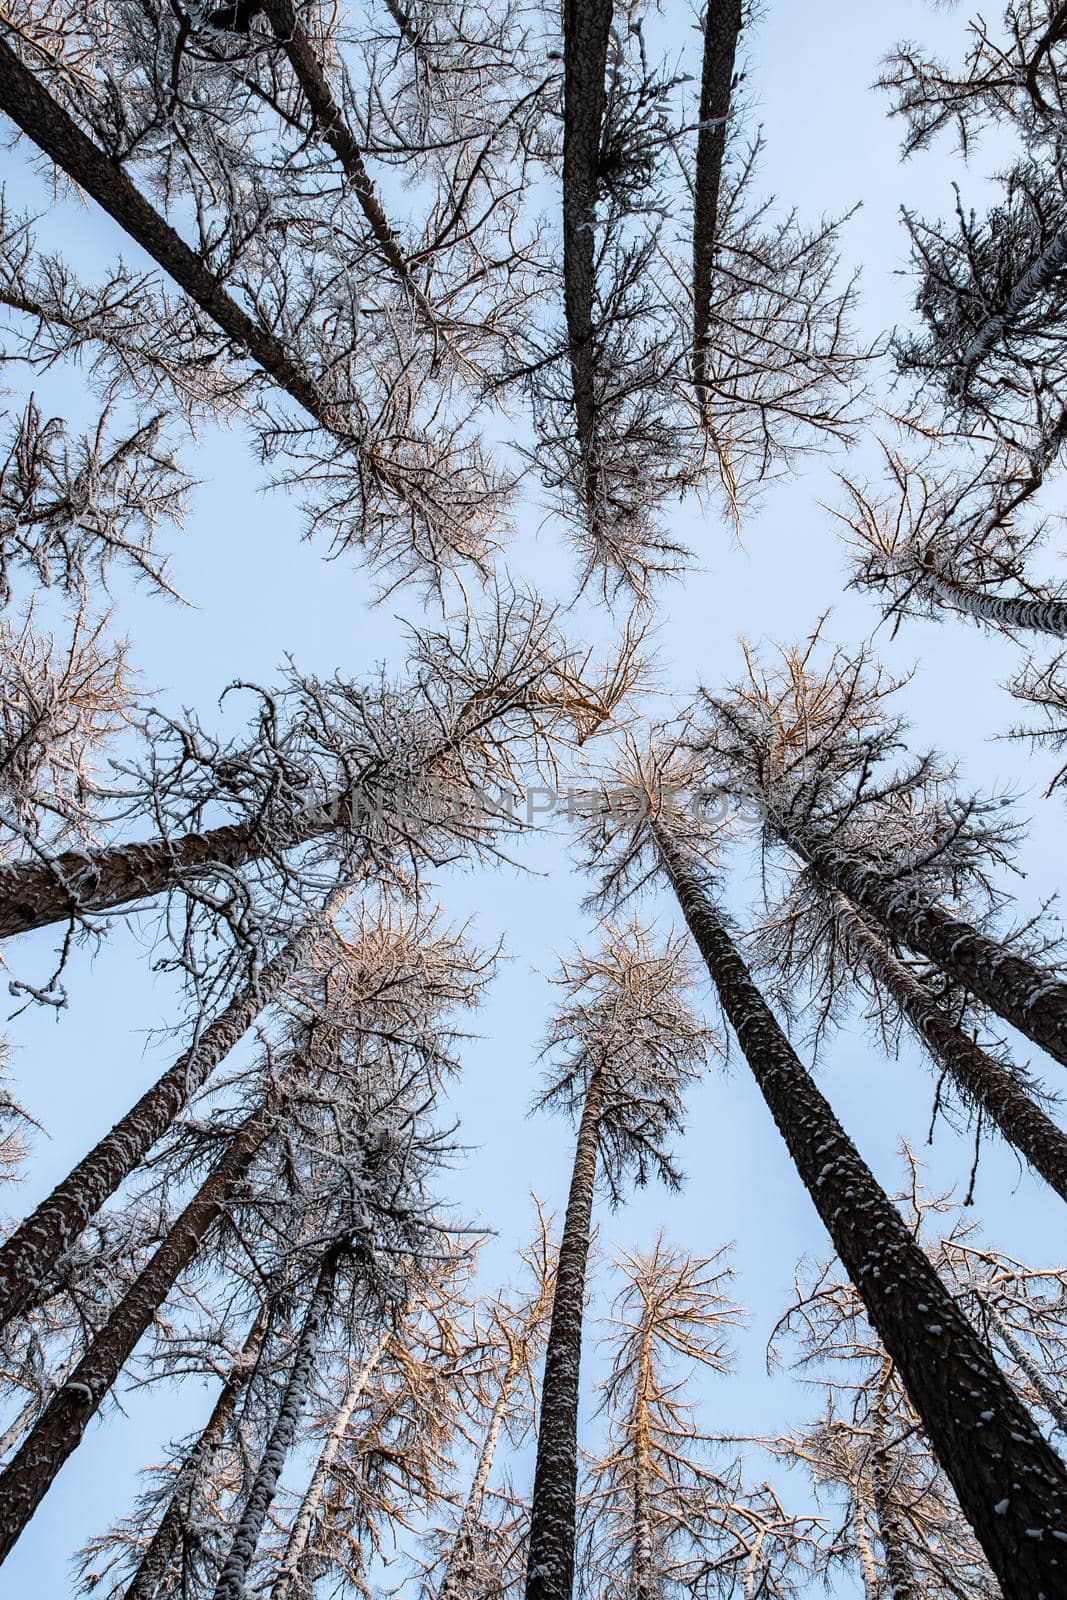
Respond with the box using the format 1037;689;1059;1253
0;792;351;938
270;1330;391;1600
833;891;1067;1202
212;1250;340;1600
952;223;1067;390
561;0;613;500
258;0;435;323
524;1067;606;1600
0;38;372;445
0;1096;274;1562
924;570;1067;639
691;0;743;413
775;814;1067;1070
125;1303;273;1600
0;888;345;1334
651;822;1067;1600
439;1331;523;1600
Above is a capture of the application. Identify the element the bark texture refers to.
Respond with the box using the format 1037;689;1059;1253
0;893;343;1332
124;1305;272;1600
653;822;1067;1600
691;0;743;406
524;1069;605;1600
0;1099;272;1561
270;1331;390;1600
784;824;1067;1070
212;1251;339;1600
926;571;1067;638
834;892;1067;1201
0;803;335;938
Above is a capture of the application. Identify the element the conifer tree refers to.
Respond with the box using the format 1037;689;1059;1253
524;923;710;1600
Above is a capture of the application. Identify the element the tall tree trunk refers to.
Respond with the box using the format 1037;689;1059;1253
0;1097;273;1562
975;1290;1067;1439
270;1330;390;1600
833;891;1067;1201
774;815;1067;1070
953;223;1067;387
628;1326;655;1600
0;794;348;938
212;1250;339;1600
924;570;1067;638
651;822;1067;1600
124;1304;273;1600
524;1068;606;1600
438;1333;523;1600
868;1410;917;1600
561;0;613;503
741;1528;767;1600
691;0;743;412
851;1484;883;1600
0;889;345;1334
0;39;378;448
258;0;435;324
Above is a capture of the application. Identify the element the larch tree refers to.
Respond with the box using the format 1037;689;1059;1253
837;4;1067;747
580;1237;749;1600
766;1152;1067;1596
574;736;1067;1597
689;629;1067;1071
524;922;711;1600
0;592;635;946
750;846;1067;1203
426;1205;557;1600
0;891;492;1565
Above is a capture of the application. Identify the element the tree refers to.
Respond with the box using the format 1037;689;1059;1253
524;922;710;1600
690;630;1067;1069
0;893;490;1563
431;1206;556;1600
839;5;1067;683
752;863;1067;1202
767;1153;1067;1595
265;1259;475;1600
0;593;633;943
581;1237;750;1600
575;740;1067;1597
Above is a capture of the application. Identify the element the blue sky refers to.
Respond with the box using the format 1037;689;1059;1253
1;2;1065;1594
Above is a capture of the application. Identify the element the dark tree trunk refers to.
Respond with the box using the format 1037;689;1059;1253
124;1304;272;1600
212;1251;339;1600
0;796;350;938
0;1099;272;1562
834;892;1067;1202
0;38;356;441
691;0;743;409
258;0;435;321
652;823;1067;1600
783;823;1067;1070
524;1069;605;1600
561;0;613;501
0;891;343;1333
